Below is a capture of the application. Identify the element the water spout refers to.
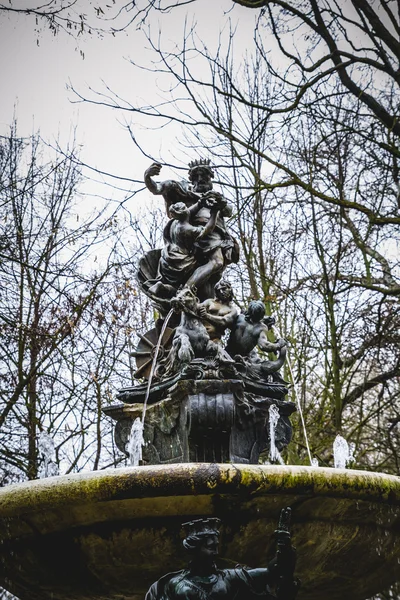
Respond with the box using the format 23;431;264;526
126;418;145;467
269;404;285;465
333;434;354;469
38;432;59;478
272;325;313;466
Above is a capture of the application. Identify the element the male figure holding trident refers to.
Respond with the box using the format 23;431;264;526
141;160;239;303
145;507;300;599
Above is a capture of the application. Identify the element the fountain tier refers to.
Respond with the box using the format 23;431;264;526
0;464;399;600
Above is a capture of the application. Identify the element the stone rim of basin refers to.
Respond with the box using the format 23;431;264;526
0;464;399;600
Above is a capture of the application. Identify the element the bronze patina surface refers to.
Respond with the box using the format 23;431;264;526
0;464;399;600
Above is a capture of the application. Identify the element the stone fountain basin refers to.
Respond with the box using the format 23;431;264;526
0;464;399;600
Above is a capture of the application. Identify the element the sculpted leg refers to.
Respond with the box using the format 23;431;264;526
185;248;224;290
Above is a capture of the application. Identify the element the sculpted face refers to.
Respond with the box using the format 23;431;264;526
215;281;233;302
198;534;219;560
170;202;189;220
190;168;213;194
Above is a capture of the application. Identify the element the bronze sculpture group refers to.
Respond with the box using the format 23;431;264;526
109;159;296;465
138;160;239;310
137;159;287;383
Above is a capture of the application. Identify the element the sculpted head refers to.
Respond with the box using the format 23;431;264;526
188;159;214;194
170;202;189;221
182;518;220;563
215;280;233;302
171;286;198;312
245;300;266;324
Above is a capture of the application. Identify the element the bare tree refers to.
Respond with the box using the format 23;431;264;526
0;123;148;481
0;0;198;38
232;1;400;137
73;16;400;475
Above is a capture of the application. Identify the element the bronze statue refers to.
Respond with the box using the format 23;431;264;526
145;508;300;599
148;198;220;299
198;280;239;345
111;159;295;464
139;160;239;304
161;287;219;376
226;301;287;377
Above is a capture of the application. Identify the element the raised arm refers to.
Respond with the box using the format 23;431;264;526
242;508;298;598
144;162;164;195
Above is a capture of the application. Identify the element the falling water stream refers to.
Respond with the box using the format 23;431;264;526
127;308;175;466
269;404;285;465
38;432;59;478
285;358;314;466
271;325;314;466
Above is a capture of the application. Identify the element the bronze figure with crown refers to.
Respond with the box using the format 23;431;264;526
145;509;300;600
139;159;239;310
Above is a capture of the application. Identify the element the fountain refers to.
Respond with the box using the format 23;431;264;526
0;159;399;600
333;434;355;470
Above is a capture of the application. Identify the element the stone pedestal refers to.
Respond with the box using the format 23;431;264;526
104;379;296;464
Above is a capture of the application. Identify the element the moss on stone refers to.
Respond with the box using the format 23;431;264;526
0;464;399;600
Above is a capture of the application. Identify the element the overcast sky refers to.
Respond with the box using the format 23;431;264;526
0;0;256;207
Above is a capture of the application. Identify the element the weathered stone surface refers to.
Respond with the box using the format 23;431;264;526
0;464;399;600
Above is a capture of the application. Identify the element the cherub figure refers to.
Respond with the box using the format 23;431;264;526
148;198;220;299
227;300;287;378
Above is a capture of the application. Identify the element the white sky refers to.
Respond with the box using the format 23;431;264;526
0;0;257;206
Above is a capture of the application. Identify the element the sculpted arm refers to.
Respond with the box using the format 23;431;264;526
188;199;204;218
144;162;166;195
197;208;219;240
257;328;273;352
221;199;233;217
199;305;239;329
258;328;288;354
241;507;299;598
235;566;275;596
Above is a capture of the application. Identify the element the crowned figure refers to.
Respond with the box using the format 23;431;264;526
145;510;299;600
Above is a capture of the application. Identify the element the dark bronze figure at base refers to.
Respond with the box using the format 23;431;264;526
145;508;300;600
